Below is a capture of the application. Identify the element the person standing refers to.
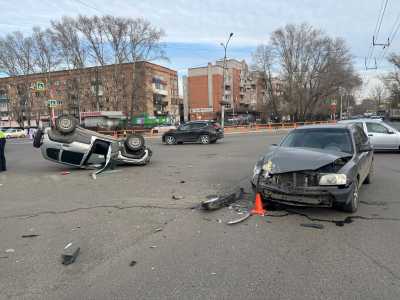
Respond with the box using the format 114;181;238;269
0;129;6;172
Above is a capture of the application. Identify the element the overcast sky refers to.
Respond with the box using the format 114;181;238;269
1;0;400;97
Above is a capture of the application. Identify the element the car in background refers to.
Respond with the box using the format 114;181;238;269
162;120;223;145
5;128;26;138
252;124;374;212
33;115;152;170
339;118;400;151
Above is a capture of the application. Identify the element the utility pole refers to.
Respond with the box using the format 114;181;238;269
340;93;343;120
95;65;100;111
220;32;234;130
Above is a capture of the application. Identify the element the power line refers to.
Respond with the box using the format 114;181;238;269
70;0;107;15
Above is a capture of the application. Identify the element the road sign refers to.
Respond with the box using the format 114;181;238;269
47;99;62;108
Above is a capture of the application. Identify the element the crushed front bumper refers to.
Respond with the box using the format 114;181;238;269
258;182;354;207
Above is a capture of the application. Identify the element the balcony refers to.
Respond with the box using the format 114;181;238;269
152;84;168;96
0;95;8;103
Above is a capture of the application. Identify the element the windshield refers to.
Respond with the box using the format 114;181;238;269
281;128;353;154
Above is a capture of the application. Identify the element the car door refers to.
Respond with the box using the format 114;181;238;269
189;122;207;141
174;124;192;142
366;122;399;150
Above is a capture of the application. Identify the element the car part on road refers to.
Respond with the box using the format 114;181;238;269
300;223;324;229
61;242;80;265
172;194;184;200
227;211;251;225
21;234;40;238
202;193;236;210
129;260;137;267
56;115;77;134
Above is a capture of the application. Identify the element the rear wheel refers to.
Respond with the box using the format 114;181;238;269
125;134;145;152
200;135;210;144
165;135;176;145
55;115;77;134
342;179;359;213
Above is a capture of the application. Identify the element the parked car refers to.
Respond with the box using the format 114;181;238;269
33;115;152;170
252;124;374;212
5;128;26;138
339;118;400;150
162;121;223;145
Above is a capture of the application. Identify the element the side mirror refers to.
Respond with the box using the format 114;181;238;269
359;143;373;152
388;130;395;134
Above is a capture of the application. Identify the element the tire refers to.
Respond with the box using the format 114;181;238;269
199;135;210;144
342;179;359;213
125;134;145;151
55;115;77;134
364;160;373;184
165;135;176;145
33;129;44;148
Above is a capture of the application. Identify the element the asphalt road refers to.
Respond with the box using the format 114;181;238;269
1;130;400;299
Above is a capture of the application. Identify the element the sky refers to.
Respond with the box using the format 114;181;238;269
1;0;400;98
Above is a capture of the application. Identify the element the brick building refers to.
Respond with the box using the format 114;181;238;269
184;59;282;121
0;61;179;127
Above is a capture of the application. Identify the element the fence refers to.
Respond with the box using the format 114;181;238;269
96;120;336;138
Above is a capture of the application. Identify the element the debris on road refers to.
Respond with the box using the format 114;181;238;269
61;171;70;175
21;234;40;238
300;223;324;229
227;212;251;225
180;180;186;183
5;249;15;253
61;242;80;265
149;245;157;249
129;260;137;267
201;188;246;211
172;194;184;200
154;228;163;233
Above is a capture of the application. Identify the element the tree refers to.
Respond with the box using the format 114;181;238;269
384;54;400;109
369;83;387;111
0;31;35;127
253;23;362;121
252;45;280;117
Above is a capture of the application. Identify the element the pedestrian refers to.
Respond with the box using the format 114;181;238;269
0;129;6;172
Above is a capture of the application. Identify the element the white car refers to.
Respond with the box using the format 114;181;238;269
339;119;400;150
5;128;26;139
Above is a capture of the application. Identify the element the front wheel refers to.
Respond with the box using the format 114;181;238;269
199;135;210;144
165;135;176;145
364;160;373;184
342;179;359;213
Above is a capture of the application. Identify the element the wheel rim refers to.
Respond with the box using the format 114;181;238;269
166;136;175;144
129;137;141;148
201;136;209;144
59;118;72;130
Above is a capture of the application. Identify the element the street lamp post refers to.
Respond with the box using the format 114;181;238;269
220;32;234;130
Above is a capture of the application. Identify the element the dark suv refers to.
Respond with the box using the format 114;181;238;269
162;121;224;145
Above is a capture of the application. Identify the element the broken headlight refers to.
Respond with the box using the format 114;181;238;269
319;174;347;186
253;164;262;176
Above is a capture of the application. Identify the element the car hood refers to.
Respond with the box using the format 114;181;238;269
260;146;352;174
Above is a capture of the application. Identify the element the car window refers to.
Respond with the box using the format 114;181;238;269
191;123;206;129
179;124;191;130
366;122;389;134
280;128;353;154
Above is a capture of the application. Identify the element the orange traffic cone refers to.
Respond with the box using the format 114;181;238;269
251;193;266;216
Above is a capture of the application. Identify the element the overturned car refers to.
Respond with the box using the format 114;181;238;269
33;116;152;171
252;124;374;212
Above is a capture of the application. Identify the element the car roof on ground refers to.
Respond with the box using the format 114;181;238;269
295;124;353;130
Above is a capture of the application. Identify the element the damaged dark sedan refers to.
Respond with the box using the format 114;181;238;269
252;124;374;212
